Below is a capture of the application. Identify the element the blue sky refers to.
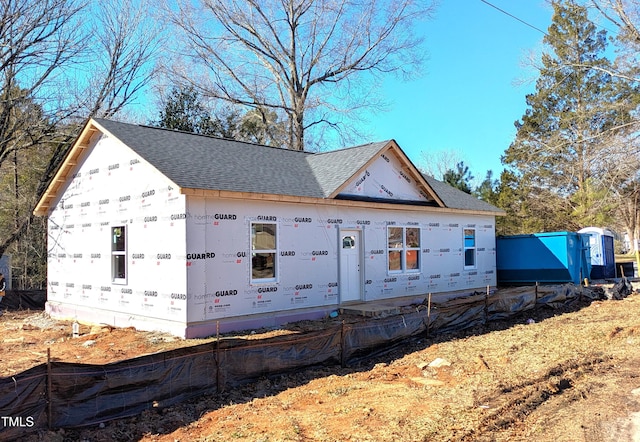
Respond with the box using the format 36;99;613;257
367;0;554;183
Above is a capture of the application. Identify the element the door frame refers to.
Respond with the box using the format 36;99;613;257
339;228;363;303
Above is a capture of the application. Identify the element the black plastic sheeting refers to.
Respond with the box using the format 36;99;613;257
1;290;46;311
605;277;634;299
0;283;629;440
218;327;342;389
342;311;428;364
429;294;487;333
49;345;219;428
0;365;48;441
487;287;536;320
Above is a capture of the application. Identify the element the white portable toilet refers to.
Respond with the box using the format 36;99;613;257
578;227;615;279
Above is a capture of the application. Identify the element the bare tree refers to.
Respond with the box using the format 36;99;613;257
0;0;85;170
0;0;162;266
419;148;468;181
591;0;640;43
77;0;162;118
165;0;436;151
0;0;87;262
588;0;640;250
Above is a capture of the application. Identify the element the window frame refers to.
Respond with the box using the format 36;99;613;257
342;234;356;249
463;228;476;270
111;225;127;284
387;226;421;274
251;221;278;283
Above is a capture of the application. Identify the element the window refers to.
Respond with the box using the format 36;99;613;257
387;226;420;272
343;235;356;249
251;222;277;281
464;228;476;269
111;226;127;283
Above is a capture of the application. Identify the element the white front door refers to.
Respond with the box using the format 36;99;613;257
340;229;362;303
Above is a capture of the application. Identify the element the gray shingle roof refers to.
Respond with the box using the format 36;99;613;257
95;118;390;199
94;118;322;197
306;141;389;197
422;175;504;213
93;118;503;214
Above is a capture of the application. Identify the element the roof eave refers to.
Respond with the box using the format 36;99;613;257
180;187;503;216
33;119;99;216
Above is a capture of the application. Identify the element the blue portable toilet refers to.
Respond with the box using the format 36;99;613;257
496;231;591;285
577;227;615;279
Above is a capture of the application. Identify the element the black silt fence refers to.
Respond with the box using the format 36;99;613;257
0;283;608;440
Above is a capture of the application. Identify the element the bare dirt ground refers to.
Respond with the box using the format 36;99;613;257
4;288;640;442
0;312;194;378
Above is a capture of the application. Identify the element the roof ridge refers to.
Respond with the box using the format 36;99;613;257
95;118;312;154
311;140;392;156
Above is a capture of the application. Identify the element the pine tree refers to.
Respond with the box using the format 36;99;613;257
502;0;639;233
155;85;288;146
155;85;227;135
442;162;474;194
474;170;499;205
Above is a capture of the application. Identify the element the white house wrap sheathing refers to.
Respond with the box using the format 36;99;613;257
43;120;499;338
184;198;496;322
46;131;190;335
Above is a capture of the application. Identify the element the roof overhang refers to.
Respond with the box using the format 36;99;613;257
34;119;103;216
179;187;498;217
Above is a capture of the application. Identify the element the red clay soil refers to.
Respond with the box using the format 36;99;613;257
4;292;640;442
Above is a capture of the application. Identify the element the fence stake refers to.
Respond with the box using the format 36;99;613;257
426;293;432;338
484;286;489;324
47;347;52;430
215;321;221;393
340;320;345;368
